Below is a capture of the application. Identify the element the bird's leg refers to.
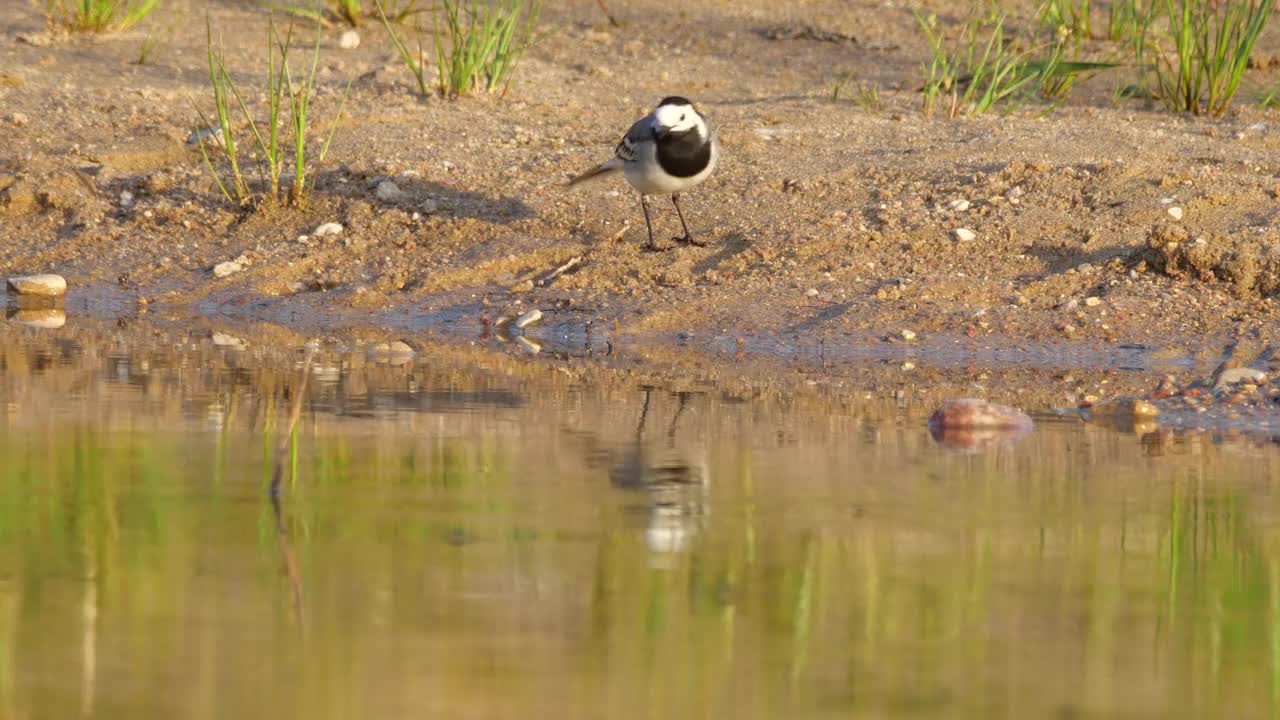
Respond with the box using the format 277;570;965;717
671;194;706;247
641;195;672;252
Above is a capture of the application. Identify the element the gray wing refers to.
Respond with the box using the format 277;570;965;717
615;114;656;163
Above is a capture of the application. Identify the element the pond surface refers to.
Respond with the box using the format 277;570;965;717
3;321;1280;719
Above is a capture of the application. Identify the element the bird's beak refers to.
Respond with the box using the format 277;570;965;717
651;125;669;141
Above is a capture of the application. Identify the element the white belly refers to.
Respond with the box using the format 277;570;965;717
623;140;718;196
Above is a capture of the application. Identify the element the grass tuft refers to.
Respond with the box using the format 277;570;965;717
195;16;348;209
377;0;541;97
432;0;542;97
46;0;156;32
275;0;423;28
376;0;431;96
916;7;1038;118
831;73;883;110
1133;0;1275;115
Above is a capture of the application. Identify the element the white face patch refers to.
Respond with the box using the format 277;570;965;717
654;103;700;134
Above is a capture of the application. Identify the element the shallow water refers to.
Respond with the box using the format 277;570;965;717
4;322;1280;719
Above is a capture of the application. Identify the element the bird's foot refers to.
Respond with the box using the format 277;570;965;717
674;234;708;247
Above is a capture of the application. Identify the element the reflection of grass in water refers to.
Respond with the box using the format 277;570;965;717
8;413;1280;717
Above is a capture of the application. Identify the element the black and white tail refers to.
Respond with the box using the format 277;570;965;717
567;158;623;187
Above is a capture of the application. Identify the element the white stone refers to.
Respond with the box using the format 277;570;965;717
804;288;819;297
1215;367;1267;391
901;329;917;341
338;30;360;50
212;261;243;278
119;190;135;207
948;199;970;212
515;308;542;329
1167;206;1184;220
7;273;66;297
954;228;976;242
1084;296;1101;307
313;222;343;237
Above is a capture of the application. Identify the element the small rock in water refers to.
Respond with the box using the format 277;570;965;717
375;179;404;203
1167;206;1184;220
7;273;66;298
927;399;1033;451
370;340;415;365
954;228;976;242
1214;366;1267;392
212;332;247;349
338;30;360;50
900;329;917;341
948;198;971;212
1090;397;1160;418
515;308;542;329
1084;296;1101;307
313;222;343;237
929;399;1033;429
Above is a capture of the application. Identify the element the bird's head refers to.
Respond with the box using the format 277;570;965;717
652;97;705;140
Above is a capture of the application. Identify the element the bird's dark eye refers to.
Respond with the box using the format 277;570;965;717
680;114;686;121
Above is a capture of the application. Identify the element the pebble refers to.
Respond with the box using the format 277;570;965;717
509;279;534;293
804;288;819;297
119;190;135;207
1167;206;1184;220
338;30;360;50
7;112;29;127
900;329;917;341
1084;296;1101;307
954;228;976;242
7;273;66;298
186;126;223;145
948;199;971;212
1214;366;1267;391
314;222;343;237
212;333;247;348
375;179;404;202
515;308;542;329
212;259;245;278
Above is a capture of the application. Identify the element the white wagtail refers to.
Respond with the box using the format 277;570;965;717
569;96;719;251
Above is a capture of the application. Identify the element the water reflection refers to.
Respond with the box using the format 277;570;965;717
4;320;1280;718
603;388;709;556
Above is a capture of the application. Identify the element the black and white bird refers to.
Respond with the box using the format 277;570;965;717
568;96;719;251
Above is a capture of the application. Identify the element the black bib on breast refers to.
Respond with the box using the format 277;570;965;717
656;131;711;178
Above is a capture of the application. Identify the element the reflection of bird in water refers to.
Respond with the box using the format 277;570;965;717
571;387;710;555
